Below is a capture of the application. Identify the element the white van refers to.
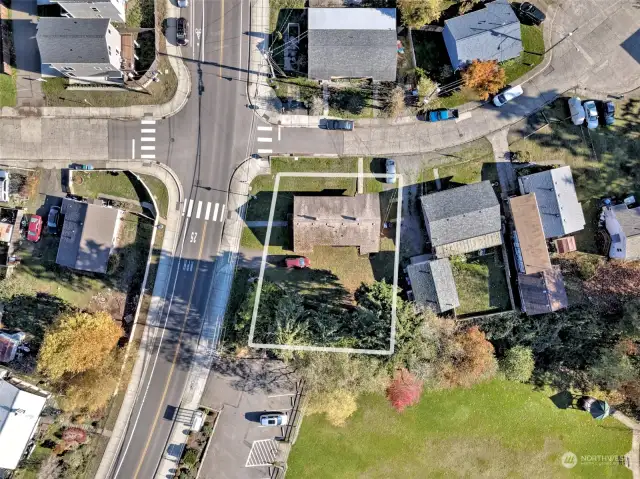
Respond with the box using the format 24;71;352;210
568;97;585;125
493;85;523;107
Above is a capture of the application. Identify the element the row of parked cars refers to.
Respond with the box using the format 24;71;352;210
568;97;615;129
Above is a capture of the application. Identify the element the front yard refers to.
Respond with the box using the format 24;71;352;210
507;97;640;253
288;380;632;478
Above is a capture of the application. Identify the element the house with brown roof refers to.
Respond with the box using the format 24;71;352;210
509;194;568;316
292;194;381;254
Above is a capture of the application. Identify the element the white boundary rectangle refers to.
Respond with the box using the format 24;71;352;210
248;171;404;355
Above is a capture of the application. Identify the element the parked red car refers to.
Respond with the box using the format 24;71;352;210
27;215;43;243
285;257;310;269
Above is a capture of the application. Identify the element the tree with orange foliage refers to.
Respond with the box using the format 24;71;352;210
443;326;497;388
387;368;423;412
461;60;506;100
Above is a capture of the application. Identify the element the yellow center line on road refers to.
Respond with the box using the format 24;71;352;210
132;222;208;479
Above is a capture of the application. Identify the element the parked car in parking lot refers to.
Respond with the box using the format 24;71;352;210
601;100;615;125
493;85;523;107
324;119;354;131
568;97;585;125
385;159;396;184
47;206;60;234
27;215;42;243
519;2;546;25
176;18;189;46
583;100;599;129
260;413;288;427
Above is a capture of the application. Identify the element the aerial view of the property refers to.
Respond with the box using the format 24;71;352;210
0;0;638;477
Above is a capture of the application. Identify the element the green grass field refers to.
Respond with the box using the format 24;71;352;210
288;380;632;479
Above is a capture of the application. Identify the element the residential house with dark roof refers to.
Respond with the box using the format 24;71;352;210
56;198;121;273
36;18;131;84
307;8;397;81
510;193;568;316
442;0;522;69
0;378;50;470
518;166;586;238
420;181;502;257
604;203;640;260
406;256;459;313
37;0;125;23
292;194;381;254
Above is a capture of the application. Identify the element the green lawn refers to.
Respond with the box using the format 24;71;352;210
72;170;168;217
503;24;545;84
41;57;177;107
270;0;304;31
418;138;496;186
451;251;510;316
289;380;632;479
508;97;640;253
0;71;17;107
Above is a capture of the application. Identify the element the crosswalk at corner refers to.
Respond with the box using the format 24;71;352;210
182;199;225;222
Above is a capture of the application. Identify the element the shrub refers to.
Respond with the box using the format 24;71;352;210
307;389;358;426
398;0;443;28
386;86;406;119
500;346;535;382
387;369;423;412
461;60;506;100
182;448;200;468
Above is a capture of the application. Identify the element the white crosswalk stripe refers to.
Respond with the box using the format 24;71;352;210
141;154;156;159
181;200;227;222
141;145;155;150
257;149;272;154
141;137;155;142
257;137;272;143
141;128;156;133
141;119;156;124
257;126;272;131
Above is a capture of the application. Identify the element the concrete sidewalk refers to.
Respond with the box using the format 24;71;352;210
154;157;270;478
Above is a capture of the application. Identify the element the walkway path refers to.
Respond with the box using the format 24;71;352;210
486;129;517;196
612;410;640;479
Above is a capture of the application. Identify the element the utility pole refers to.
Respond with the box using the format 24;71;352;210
544;27;578;54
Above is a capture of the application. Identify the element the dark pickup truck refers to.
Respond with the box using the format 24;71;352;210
427;109;459;122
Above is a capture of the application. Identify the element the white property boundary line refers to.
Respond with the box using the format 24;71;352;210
248;172;404;355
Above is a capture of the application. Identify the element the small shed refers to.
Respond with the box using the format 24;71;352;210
518;267;568;316
407;257;459;313
554;236;577;254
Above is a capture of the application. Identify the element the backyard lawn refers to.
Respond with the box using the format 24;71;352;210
451;250;511;316
508;97;640;253
288;380;632;479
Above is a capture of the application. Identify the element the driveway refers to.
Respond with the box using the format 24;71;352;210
11;0;44;107
199;358;298;479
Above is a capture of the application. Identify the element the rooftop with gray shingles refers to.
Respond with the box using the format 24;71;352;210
57;198;121;273
420;181;501;248
293;194;381;254
36;18;112;64
443;0;522;68
307;8;397;81
407;257;459;313
610;204;640;259
518;166;585;239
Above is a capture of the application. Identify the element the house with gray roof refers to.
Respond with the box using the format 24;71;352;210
442;0;522;69
56;198;121;273
36;18;126;84
307;8;397;81
37;0;125;23
604;203;640;260
518;166;585;238
407;256;459;313
420;181;502;257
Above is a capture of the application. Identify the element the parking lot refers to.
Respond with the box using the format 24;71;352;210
198;358;299;479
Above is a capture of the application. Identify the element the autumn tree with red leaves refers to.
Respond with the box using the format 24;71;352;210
461;60;506;100
387;368;423;412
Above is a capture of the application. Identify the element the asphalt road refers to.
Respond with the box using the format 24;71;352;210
107;0;257;475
